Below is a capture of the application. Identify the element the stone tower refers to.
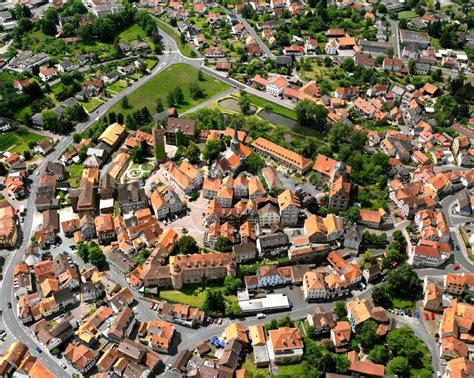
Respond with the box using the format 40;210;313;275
153;124;166;163
230;119;240;153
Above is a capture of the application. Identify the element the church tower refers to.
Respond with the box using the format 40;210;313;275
230;119;240;153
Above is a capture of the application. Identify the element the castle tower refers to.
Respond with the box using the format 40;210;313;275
230;119;240;153
153;124;166;163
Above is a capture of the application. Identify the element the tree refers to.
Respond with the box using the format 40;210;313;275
215;237;231;252
42;8;58;36
368;345;390;364
341;58;355;72
202;140;221;162
295;100;328;130
176;235;198;254
225;299;241;316
334;301;347;319
155;97;164;113
122;96;131;109
341;207;359;223
387;326;422;364
41;110;60;132
355;320;380;351
387;356;410;376
189;82;203;100
131;141;147;164
334;353;350;374
238;92;251;114
372;285;393;308
224;275;243;293
197;69;204;81
242;153;264;174
408;59;416;74
183;142;200;164
77;23;94;44
387;264;422;300
173;87;184;104
202;288;226;315
88;244;106;269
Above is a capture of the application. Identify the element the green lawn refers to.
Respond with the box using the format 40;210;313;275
81;98;104;113
145;58;157;70
159;282;233;309
392;297;416;310
154;17;195;58
247;94;297;121
398;10;417;19
119;24;148;43
277;362;307;377
0;128;45;155
0;71;17;85
14;105;33;122
242;356;270;377
107;80;129;94
66;164;84;188
107;64;230;116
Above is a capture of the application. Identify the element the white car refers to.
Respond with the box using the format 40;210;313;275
256;313;266;319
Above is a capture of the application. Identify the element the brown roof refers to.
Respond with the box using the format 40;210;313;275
252;137;311;171
269;327;303;351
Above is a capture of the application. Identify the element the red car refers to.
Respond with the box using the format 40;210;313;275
149;303;155;309
431;312;435;320
453;265;461;270
424;312;429;320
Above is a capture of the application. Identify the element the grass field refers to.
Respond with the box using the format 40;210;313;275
398;10;417;19
159;282;233;308
107;64;230;116
0;128;45;155
81;98;104;113
66;164;84;188
247;94;297;121
119;24;148;43
107;80;129;94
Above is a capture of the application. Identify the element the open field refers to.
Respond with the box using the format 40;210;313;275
158;282;234;308
247;94;297;121
398;10;417;19
81;98;104;113
0;128;45;155
107;80;129;94
107;64;230;115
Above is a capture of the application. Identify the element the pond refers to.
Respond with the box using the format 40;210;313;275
258;110;320;138
218;98;256;114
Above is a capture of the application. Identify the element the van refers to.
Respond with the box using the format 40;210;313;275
19;205;25;215
256;313;266;319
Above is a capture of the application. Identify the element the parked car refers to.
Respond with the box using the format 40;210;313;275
424;312;430;320
431;312;436;320
150;303;155;309
61;363;67;369
7;303;11;309
453;264;461;270
35;347;42;353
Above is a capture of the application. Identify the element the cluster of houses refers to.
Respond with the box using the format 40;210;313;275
422;272;474;376
14;242;181;376
171;297;392;377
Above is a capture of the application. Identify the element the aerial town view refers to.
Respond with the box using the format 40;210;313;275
0;0;472;375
